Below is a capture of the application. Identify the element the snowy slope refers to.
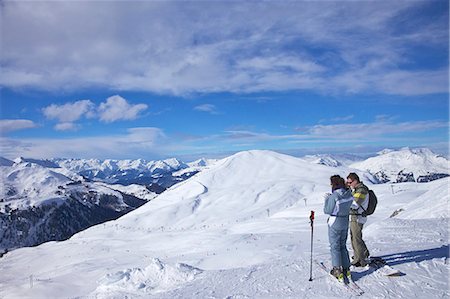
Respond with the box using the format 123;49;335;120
1;162;72;210
0;154;205;252
0;150;448;299
117;150;336;230
97;183;158;201
0;161;152;251
0;161;153;211
350;147;449;183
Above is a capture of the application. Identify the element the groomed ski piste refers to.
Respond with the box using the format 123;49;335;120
0;150;448;298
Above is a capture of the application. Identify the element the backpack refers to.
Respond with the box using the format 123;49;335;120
361;190;377;216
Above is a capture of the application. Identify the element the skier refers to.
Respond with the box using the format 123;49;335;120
346;172;370;267
323;175;354;281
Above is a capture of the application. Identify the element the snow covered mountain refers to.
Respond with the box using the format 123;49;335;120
51;157;198;188
0;159;155;251
187;158;219;168
0;155;216;252
302;154;343;167
173;158;219;177
1;150;447;298
350;147;449;183
301;153;365;167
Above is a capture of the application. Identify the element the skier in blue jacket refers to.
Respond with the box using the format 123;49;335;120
324;175;354;281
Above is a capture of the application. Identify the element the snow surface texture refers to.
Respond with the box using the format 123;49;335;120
95;258;202;298
97;183;158;202
0;150;448;298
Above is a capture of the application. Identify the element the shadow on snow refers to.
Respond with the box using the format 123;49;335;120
377;244;449;266
352;244;449;281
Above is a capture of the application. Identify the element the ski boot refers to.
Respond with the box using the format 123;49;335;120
343;267;352;282
330;267;344;283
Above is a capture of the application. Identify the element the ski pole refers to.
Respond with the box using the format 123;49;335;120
309;210;315;281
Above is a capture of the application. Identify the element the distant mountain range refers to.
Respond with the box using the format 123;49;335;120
1;149;448;299
349;147;449;183
0;156;216;251
10;156;214;189
300;153;365;167
0;148;447;252
302;148;448;183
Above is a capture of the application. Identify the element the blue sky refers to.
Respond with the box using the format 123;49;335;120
0;1;448;160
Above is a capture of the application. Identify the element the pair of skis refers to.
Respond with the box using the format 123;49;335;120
316;258;403;297
316;260;365;296
308;211;364;296
368;257;403;276
307;211;402;297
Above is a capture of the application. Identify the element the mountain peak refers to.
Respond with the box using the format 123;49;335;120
351;147;449;183
377;148;395;155
12;157;60;168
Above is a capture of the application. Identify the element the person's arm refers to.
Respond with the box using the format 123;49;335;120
323;193;336;215
353;186;367;206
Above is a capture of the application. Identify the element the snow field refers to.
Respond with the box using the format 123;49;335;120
0;150;448;298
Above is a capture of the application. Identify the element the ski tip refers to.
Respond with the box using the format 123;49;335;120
385;271;405;277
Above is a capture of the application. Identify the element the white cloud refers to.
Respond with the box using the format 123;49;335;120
41;96;148;129
0;1;446;96
217;120;449;144
0;127;167;159
54;122;80;131
98;95;148;123
126;127;166;144
305;120;449;139
42;100;95;122
376;69;449;96
0;119;37;134
194;104;219;114
1;119;447;159
320;115;354;123
237;55;326;74
332;68;449;96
